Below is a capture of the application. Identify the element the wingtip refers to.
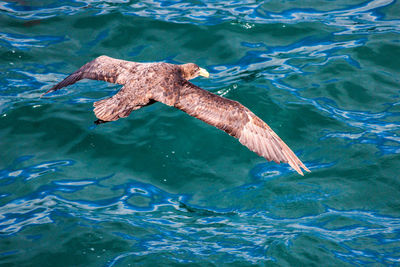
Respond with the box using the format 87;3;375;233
286;150;310;175
41;88;54;98
296;164;311;176
300;162;311;173
294;165;304;176
297;165;311;175
286;156;310;176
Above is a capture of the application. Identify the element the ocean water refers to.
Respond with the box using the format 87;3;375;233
1;0;400;265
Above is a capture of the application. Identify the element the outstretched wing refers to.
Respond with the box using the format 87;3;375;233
42;55;139;95
173;81;310;175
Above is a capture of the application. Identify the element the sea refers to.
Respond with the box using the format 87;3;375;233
1;0;400;266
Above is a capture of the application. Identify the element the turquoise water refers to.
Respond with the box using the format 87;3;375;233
1;0;400;265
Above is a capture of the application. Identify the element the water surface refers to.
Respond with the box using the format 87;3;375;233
1;0;400;265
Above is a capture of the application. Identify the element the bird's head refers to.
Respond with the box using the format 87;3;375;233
179;63;209;80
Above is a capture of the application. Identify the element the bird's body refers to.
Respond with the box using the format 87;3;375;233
43;55;310;175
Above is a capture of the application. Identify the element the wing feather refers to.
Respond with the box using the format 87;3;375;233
173;81;310;175
42;55;139;95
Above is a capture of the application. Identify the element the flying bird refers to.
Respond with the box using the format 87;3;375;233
43;55;310;175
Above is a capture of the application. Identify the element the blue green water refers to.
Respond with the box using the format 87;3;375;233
1;0;400;265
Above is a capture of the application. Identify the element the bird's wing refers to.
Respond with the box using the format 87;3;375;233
172;81;310;175
42;55;139;95
93;84;152;122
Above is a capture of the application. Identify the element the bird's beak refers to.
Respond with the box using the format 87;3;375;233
199;68;210;78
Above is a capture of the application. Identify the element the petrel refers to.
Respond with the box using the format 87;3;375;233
43;55;310;175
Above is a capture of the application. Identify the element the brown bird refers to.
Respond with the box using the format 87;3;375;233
43;55;310;175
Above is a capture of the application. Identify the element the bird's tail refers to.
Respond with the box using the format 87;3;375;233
93;97;132;122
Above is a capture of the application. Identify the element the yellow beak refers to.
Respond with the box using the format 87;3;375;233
199;67;210;78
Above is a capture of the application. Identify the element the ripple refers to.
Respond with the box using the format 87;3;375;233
0;155;399;264
310;99;400;155
209;38;365;85
1;167;399;265
0;32;65;50
0;156;74;184
1;0;399;37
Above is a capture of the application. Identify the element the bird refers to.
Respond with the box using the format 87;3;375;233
42;55;310;175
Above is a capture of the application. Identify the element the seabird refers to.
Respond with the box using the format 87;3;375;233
43;55;310;175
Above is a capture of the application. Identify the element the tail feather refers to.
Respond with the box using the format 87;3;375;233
93;97;132;122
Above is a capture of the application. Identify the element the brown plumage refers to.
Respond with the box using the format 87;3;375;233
43;55;310;175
